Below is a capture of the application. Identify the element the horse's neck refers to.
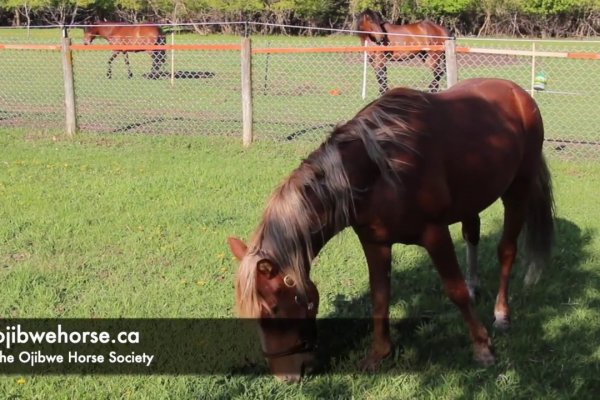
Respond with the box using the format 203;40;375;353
298;139;372;256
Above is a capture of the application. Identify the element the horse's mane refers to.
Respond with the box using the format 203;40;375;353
236;88;428;317
356;9;385;26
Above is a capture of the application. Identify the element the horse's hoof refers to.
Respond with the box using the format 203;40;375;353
359;348;391;372
474;337;495;367
359;355;382;372
474;345;496;367
493;316;511;332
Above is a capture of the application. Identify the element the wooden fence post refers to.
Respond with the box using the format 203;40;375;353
61;36;77;136
241;36;253;146
445;38;458;88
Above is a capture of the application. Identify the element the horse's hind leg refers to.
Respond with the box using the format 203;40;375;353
151;50;166;73
423;224;495;366
124;52;133;79
494;180;528;331
107;52;118;79
462;216;481;301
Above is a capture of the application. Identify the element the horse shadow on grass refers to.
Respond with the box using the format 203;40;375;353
300;217;599;397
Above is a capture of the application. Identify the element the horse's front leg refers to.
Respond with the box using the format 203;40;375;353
123;52;133;79
359;240;393;371
107;52;118;79
424;52;446;92
422;224;495;366
369;53;389;95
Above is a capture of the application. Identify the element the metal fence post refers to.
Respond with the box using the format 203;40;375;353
445;38;458;88
241;36;253;146
61;36;77;136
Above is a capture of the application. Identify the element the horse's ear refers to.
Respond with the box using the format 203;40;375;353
227;237;248;261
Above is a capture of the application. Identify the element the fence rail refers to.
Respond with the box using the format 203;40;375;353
1;26;600;158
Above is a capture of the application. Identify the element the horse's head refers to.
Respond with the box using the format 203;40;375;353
228;236;320;383
83;26;98;45
356;9;387;44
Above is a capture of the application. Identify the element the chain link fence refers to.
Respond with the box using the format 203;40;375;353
71;36;242;135
250;36;449;142
457;38;600;158
0;36;64;131
0;25;599;157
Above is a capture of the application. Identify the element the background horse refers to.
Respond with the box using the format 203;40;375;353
356;9;450;94
83;22;166;79
228;78;554;382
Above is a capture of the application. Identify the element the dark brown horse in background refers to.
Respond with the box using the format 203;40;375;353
83;22;166;79
356;9;451;94
228;78;554;382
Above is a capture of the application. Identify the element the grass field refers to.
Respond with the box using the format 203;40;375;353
1;128;599;399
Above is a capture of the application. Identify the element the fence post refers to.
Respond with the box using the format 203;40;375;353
530;42;536;97
241;36;253;146
61;36;77;136
444;38;458;88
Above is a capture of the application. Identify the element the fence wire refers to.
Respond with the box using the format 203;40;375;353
71;35;241;135
0;26;599;158
457;39;600;158
0;39;64;131
251;37;447;142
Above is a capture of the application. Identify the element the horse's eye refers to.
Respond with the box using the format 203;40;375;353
271;306;279;315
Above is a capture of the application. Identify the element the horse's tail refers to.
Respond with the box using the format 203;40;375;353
523;155;555;285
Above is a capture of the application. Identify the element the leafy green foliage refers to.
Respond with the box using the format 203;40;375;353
2;0;600;36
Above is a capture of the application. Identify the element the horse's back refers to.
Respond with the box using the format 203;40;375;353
96;22;161;44
439;78;543;149
426;79;543;209
387;20;449;44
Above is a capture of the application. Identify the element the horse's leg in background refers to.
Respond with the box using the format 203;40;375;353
151;36;167;77
359;240;393;371
369;53;389;95
422;224;495;366
123;52;133;79
107;51;119;79
424;52;446;92
462;216;481;301
493;180;528;331
150;50;166;77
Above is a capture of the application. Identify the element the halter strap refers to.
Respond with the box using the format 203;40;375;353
262;340;317;359
368;21;390;46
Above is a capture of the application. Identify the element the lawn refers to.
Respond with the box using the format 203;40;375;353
0;128;599;399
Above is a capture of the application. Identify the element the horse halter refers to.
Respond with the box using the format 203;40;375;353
261;274;318;359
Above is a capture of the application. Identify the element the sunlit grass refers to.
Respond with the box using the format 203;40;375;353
0;128;598;398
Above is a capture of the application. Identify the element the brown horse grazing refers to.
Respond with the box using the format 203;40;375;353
228;78;555;382
83;22;166;79
356;9;451;94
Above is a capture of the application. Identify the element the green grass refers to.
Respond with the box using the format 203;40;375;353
1;128;599;398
